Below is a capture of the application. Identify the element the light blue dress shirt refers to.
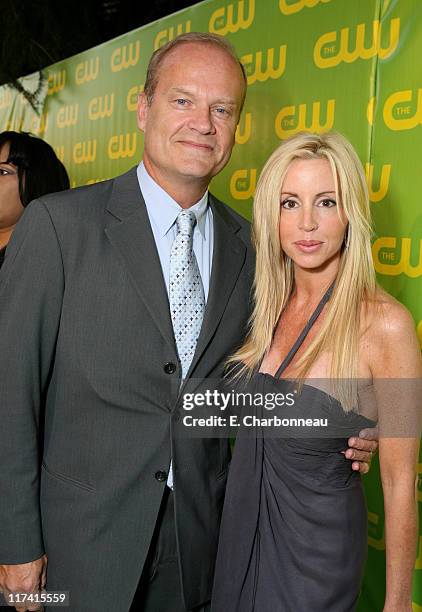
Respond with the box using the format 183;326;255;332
137;162;213;300
137;162;214;488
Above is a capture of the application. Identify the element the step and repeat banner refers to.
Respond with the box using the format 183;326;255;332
0;0;421;609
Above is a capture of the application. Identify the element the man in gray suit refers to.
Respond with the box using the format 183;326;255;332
0;33;375;612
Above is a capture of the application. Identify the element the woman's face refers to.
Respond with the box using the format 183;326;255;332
279;158;347;275
0;142;24;230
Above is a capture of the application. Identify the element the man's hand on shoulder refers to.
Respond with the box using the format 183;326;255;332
343;427;379;474
0;555;47;611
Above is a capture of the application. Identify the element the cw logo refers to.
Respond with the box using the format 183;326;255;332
75;57;100;85
47;70;66;95
154;21;191;49
279;0;332;15
241;45;287;85
417;321;422;349
314;17;400;69
111;41;140;73
127;84;144;112
372;237;422;278
383;88;422;131
108;133;138;160
29;113;49;136
230;169;256;200
73;140;97;164
365;163;391;203
235;112;252;145
367;510;385;550
56;104;79;128
209;0;254;36
0;88;12;110
88;93;114;120
54;146;65;163
275;99;335;139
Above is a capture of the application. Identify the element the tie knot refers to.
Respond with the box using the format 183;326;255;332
176;210;197;236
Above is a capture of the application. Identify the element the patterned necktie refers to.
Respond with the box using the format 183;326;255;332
169;210;205;380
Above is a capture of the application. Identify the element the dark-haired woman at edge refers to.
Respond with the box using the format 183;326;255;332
0;131;69;269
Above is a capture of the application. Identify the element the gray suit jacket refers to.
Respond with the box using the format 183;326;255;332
0;167;254;611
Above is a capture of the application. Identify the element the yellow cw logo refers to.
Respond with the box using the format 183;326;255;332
88;93;114;120
367;510;385;550
54;146;65;163
241;45;287;85
0;88;12;109
230;169;257;200
108;133;138;160
127;84;144;112
56;104;79;128
47;70;66;96
279;0;332;16
75;57;100;85
383;88;422;131
111;41;140;73
314;17;400;69
209;0;254;36
235;112;252;145
73;140;97;164
29;113;49;136
154;21;191;50
364;163;391;203
372;237;422;277
275;99;335;139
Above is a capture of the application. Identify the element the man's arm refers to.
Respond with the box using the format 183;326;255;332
0;201;64;567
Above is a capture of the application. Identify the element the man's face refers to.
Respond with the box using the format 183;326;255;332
137;42;245;196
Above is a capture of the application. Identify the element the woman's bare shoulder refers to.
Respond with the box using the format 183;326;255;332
362;287;415;337
361;287;421;377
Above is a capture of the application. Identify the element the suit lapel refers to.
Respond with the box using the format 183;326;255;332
187;194;247;377
104;167;175;351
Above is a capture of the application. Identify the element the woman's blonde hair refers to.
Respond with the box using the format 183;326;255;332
229;131;376;410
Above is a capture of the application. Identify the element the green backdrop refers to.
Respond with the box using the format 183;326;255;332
1;0;421;609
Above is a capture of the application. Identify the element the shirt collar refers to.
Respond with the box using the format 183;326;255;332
137;162;209;238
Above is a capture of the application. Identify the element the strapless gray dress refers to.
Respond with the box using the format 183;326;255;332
211;287;376;612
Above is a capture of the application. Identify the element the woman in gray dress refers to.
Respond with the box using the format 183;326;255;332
211;131;421;612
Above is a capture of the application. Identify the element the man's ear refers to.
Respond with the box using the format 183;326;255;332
137;91;149;131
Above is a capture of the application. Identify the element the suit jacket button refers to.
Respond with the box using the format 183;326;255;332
163;362;177;374
155;470;168;482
